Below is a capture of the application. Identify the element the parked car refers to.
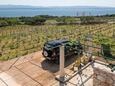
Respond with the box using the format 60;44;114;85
42;39;83;63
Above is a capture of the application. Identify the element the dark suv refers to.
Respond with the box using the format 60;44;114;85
42;39;83;62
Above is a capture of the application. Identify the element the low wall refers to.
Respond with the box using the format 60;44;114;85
93;62;115;86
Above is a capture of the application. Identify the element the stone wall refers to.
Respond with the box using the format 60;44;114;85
93;62;115;86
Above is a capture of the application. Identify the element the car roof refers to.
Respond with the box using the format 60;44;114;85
47;39;69;47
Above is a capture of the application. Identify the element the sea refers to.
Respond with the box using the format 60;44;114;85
0;7;115;17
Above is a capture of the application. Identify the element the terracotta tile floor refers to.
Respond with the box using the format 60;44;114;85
0;51;93;86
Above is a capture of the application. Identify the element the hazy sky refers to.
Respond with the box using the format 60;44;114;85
0;0;115;7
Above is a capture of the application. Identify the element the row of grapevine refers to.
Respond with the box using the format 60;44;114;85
0;24;115;60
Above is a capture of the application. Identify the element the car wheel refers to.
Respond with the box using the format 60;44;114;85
43;51;48;57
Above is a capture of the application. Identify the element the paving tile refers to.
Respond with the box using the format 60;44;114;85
0;80;7;86
23;81;41;86
13;73;32;85
0;59;17;71
16;62;46;78
4;67;23;78
3;78;22;86
0;72;13;81
0;67;22;81
15;62;34;70
35;72;56;86
14;54;34;66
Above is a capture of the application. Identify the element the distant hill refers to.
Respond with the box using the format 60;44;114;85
0;5;40;8
0;5;115;9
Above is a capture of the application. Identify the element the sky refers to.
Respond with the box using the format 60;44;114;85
0;0;115;7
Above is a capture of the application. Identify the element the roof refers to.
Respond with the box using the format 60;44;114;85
47;39;69;47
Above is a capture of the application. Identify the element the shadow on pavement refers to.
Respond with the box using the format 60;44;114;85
41;55;79;73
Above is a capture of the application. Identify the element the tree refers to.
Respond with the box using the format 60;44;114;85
33;16;46;25
0;20;8;27
19;16;46;25
80;16;95;24
6;18;19;25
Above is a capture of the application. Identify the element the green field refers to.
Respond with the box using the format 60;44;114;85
0;24;115;61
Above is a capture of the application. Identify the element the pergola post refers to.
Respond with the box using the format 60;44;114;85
60;45;65;77
55;45;66;84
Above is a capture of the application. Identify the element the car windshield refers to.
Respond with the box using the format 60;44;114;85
45;44;52;48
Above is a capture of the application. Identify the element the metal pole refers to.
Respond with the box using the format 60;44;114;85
87;35;93;58
60;45;65;78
